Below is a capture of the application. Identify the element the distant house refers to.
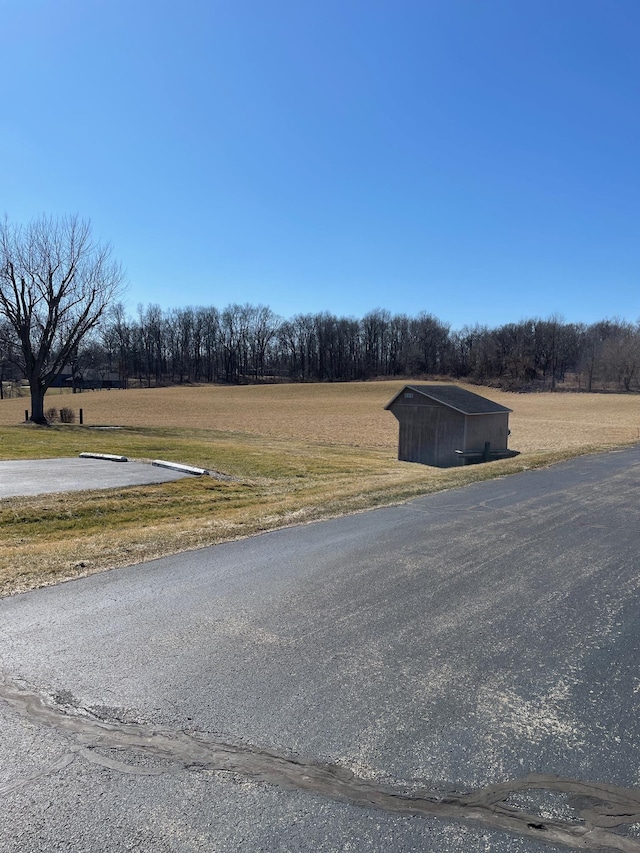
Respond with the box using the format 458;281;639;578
51;371;73;388
385;384;517;468
64;370;123;391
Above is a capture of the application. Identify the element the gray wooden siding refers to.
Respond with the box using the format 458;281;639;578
394;405;465;466
464;414;509;452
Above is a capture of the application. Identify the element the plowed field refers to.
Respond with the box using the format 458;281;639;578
1;381;638;452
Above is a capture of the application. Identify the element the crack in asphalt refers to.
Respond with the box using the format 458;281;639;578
2;671;640;852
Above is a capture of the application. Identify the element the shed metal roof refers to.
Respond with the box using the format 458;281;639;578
385;384;512;415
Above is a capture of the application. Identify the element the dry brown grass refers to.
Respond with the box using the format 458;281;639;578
0;380;638;598
2;380;639;451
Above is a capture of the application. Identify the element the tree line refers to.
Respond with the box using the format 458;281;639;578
3;213;637;423
4;303;635;394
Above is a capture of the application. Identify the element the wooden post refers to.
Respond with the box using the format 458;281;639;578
79;408;83;425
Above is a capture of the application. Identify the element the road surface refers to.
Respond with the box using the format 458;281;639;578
1;446;640;851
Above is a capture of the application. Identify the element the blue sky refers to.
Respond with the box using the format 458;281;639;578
2;0;639;330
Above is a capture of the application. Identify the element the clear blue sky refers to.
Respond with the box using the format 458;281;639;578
2;0;639;330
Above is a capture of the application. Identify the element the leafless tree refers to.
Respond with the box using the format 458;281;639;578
600;321;640;391
0;318;16;400
0;215;125;423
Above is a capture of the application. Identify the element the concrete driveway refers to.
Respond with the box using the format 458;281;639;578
0;457;194;498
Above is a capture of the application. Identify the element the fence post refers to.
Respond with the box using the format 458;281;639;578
79;408;83;425
25;410;29;423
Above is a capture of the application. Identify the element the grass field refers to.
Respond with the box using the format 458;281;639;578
1;381;639;597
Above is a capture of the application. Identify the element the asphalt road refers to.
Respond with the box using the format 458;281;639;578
0;457;192;497
1;446;640;852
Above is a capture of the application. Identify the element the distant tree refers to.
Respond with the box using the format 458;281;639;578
531;315;562;389
456;323;492;381
0;318;16;399
277;318;301;379
386;313;411;376
219;303;242;382
577;319;622;391
277;314;316;381
601;321;640;391
137;303;165;387
0;215;125;423
410;312;451;375
248;305;280;380
97;301;132;389
198;306;220;381
361;309;391;377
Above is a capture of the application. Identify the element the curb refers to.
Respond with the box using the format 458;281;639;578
152;460;208;476
79;452;129;462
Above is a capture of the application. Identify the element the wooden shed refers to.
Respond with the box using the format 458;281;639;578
385;384;516;468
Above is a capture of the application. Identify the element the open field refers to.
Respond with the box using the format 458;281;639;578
2;380;640;450
0;381;639;597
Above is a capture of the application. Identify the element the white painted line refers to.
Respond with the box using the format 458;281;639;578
152;460;208;476
79;452;129;462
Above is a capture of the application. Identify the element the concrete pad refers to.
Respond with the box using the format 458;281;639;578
0;457;193;498
79;452;129;462
152;459;208;475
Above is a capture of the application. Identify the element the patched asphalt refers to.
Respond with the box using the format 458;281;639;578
1;446;639;851
0;457;194;498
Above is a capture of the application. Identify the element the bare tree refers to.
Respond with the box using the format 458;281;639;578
601;321;640;391
0;318;16;400
249;305;279;380
0;215;125;423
